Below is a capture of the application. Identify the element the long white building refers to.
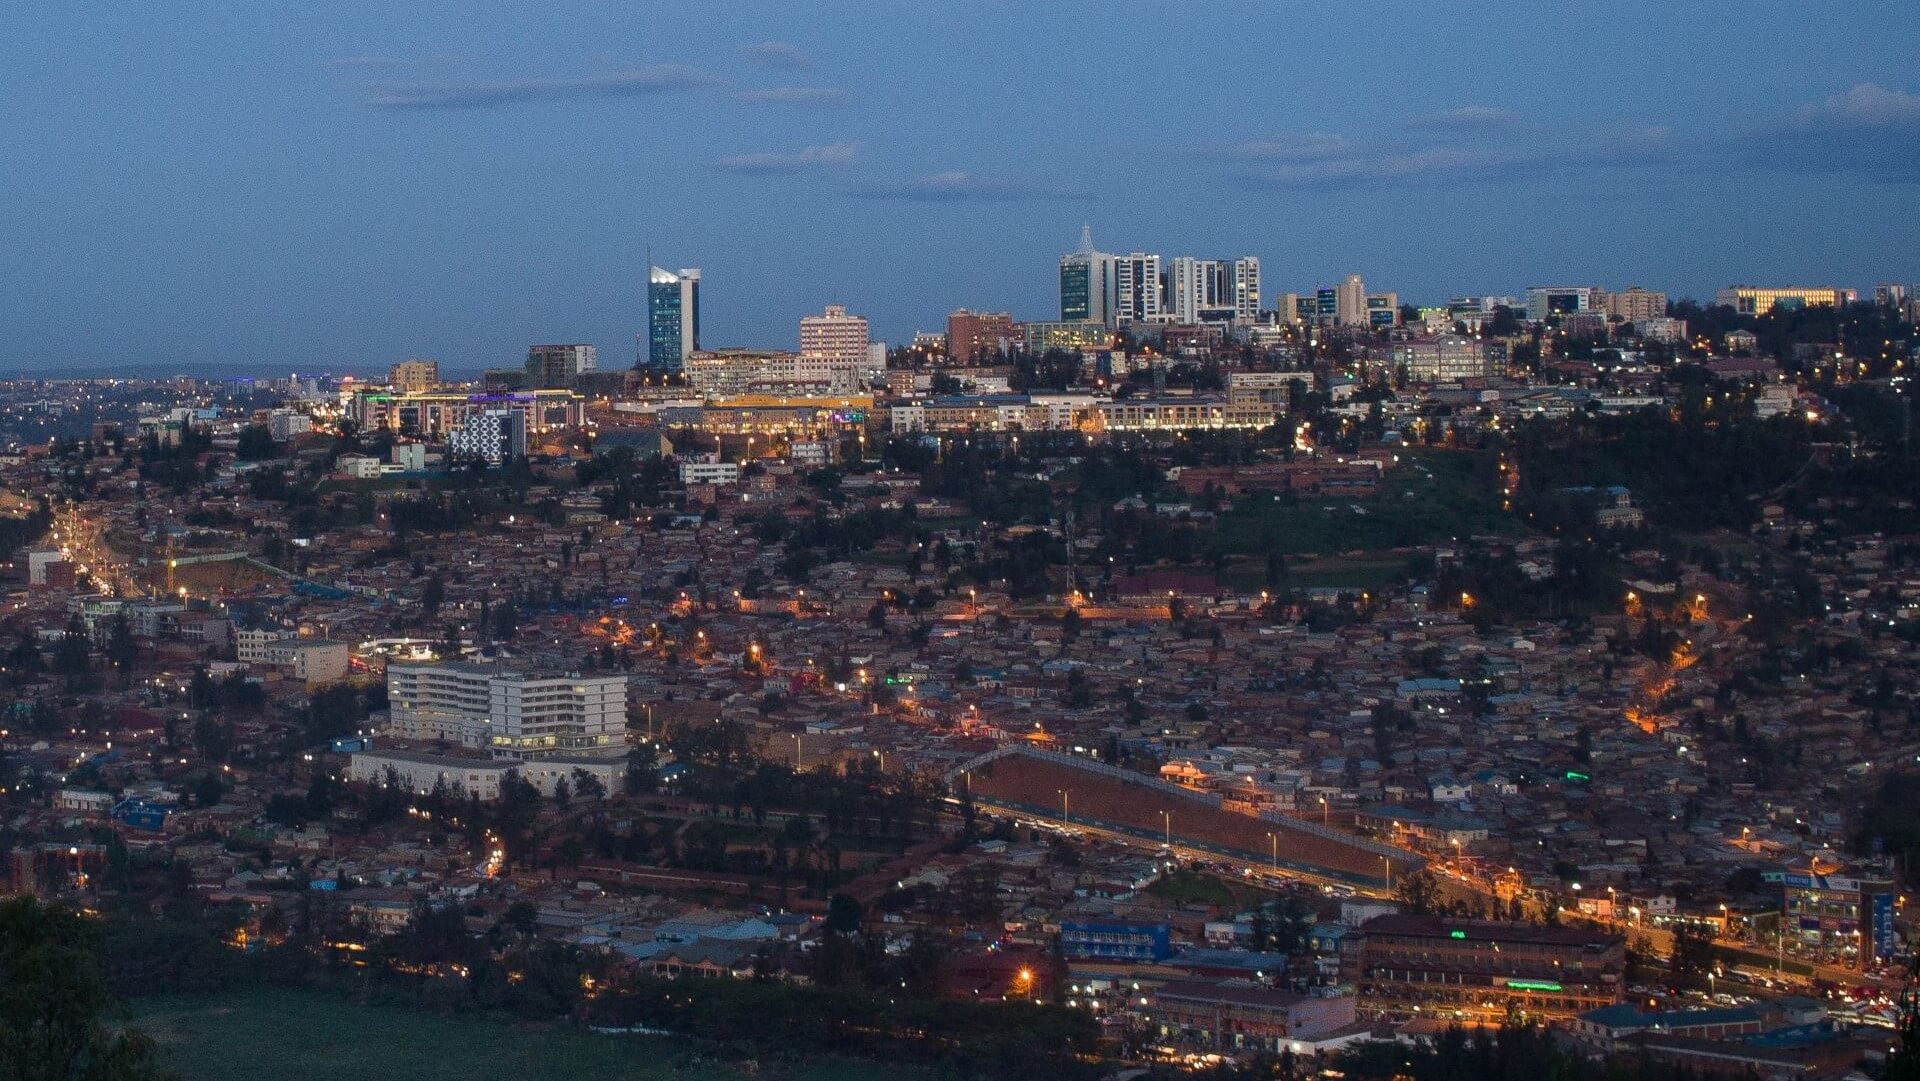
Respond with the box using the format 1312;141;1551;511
385;663;627;760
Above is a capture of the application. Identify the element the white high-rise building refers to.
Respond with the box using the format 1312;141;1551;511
1116;253;1164;325
1233;257;1261;323
1169;256;1263;324
797;304;872;392
385;663;627;760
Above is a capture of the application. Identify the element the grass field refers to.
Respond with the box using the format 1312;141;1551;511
1212;448;1517;558
1144;868;1262;908
133;988;909;1081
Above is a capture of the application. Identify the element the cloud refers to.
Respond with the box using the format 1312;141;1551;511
1783;83;1920;129
730;86;847;105
714;142;861;175
1405;105;1521;131
851;170;1090;202
330;55;411;70
1233;126;1674;191
1219;133;1351;162
358;66;709;110
1732;84;1920;182
740;41;810;69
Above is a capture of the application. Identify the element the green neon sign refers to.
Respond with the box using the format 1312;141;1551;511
1449;930;1467;939
1507;980;1563;992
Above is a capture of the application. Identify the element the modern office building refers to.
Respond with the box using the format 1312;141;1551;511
1365;292;1400;328
446;409;527;464
1527;285;1606;322
797;304;872;392
1713;285;1848;316
1393;336;1493;383
1168;257;1261;325
1115;253;1165;325
525;343;597;389
647;266;701;371
946;309;1021;362
388;358;440;393
1021;320;1115;354
1059;226;1119;326
385;663;628;760
1334;274;1368;326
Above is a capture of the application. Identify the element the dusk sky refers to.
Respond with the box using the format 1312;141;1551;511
4;0;1918;374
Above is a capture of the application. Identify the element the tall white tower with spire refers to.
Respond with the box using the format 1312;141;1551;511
1059;224;1118;326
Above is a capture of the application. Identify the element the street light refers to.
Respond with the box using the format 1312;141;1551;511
1057;788;1069;831
1264;831;1278;871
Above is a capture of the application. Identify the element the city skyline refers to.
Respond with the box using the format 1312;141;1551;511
3;1;1918;373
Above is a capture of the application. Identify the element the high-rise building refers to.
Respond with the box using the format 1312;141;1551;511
385;663;627;760
525;343;597;389
1335;274;1368;326
1059;226;1119;326
797;304;872;392
388;358;439;393
946;309;1020;363
1603;287;1667;324
647;266;701;371
1233;258;1261;323
1873;283;1909;308
1713;285;1847;316
1115;253;1165;325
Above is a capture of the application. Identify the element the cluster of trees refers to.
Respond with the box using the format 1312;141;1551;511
0;897;177;1081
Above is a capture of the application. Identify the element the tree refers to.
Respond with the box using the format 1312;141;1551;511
419;574;445;621
0;896;178;1081
105;615;137;681
235;424;278;461
824;893;863;935
1394;869;1440;916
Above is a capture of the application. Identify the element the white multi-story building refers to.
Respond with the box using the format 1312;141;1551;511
1115;253;1165;324
680;460;742;486
797;304;872;392
336;454;383;479
385;663;627;760
269;408;311;442
1169;257;1261;325
1233;257;1261;323
347;748;623;801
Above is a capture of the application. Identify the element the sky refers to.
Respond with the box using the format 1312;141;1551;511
2;0;1918;375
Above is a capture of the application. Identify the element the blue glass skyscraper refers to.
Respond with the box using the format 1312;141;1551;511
646;266;700;371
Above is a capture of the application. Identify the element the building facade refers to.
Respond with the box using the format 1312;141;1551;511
1343;914;1624;1019
946;309;1020;363
797;304;872;392
648;266;701;371
525;344;597;388
388;358;440;393
1713;285;1847;316
385;663;627;760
